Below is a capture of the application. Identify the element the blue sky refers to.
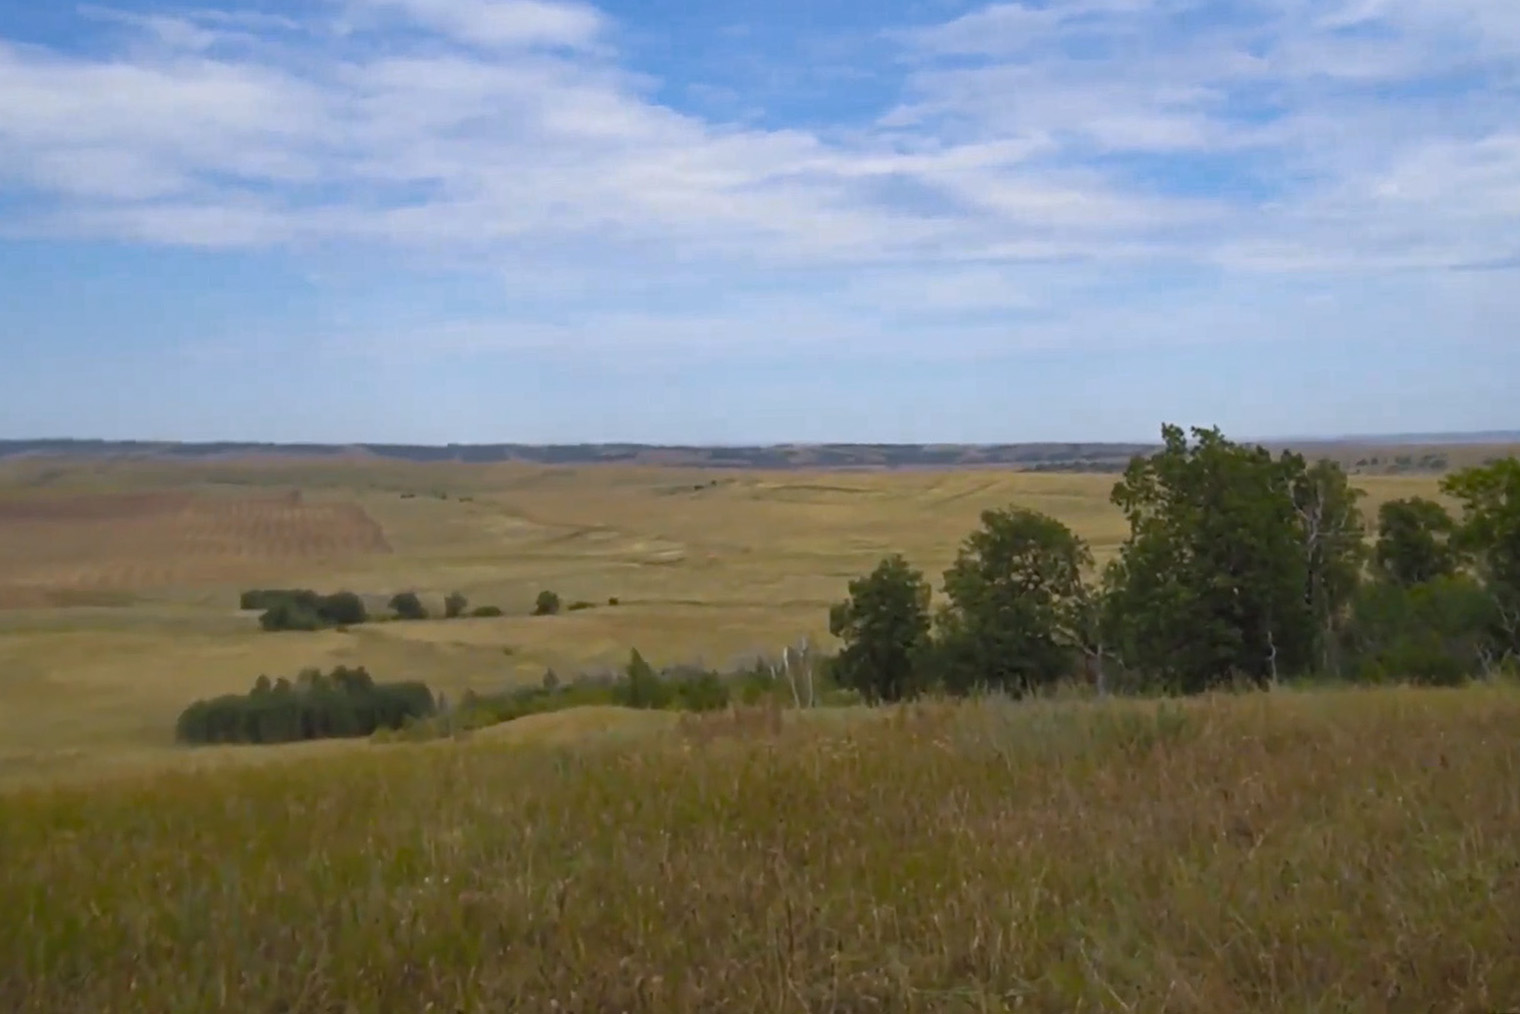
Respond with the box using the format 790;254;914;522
1;0;1517;444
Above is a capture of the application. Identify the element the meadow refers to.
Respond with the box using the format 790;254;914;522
4;689;1519;1012
3;455;1518;1012
0;455;1454;779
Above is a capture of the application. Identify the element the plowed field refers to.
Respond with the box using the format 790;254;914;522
0;492;389;608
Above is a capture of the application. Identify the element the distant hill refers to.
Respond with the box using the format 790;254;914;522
0;438;1160;471
0;435;1514;474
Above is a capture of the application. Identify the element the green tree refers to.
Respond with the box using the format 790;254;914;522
1105;424;1319;693
533;590;562;616
258;598;324;632
827;555;933;703
618;649;672;709
1443;457;1520;656
444;591;469;619
389;591;428;621
319;590;368;626
1286;454;1368;673
934;507;1092;696
1344;575;1499;685
1375;497;1459;587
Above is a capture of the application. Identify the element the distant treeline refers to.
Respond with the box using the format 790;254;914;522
243;588;506;630
175;666;436;745
385;652;850;742
176;654;842;747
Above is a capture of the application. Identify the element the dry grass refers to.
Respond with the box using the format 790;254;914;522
0;460;1455;777
3;686;1518;1012
0;490;388;608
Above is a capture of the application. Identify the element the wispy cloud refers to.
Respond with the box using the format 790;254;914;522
348;0;606;50
0;0;1516;364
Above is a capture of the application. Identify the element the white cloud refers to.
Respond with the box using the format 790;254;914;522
0;0;1516;357
350;0;605;49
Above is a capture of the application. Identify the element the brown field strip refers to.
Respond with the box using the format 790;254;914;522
0;492;389;608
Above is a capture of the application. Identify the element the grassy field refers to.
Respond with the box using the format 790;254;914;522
4;688;1519;1012
0;458;1453;777
3;458;1518;1011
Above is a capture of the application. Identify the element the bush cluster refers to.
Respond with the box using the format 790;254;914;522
175;666;436;746
246;588;507;631
245;589;368;631
402;652;814;739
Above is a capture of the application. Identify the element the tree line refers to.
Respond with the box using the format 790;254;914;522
244;588;505;631
175;666;437;745
829;424;1520;702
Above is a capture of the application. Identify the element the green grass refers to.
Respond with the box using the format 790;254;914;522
4;687;1518;1012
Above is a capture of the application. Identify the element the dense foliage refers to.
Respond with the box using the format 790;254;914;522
246;588;507;630
401;653;809;740
830;425;1520;698
827;555;932;703
245;589;368;631
388;592;428;621
175;666;436;745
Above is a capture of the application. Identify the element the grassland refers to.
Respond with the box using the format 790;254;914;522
4;688;1519;1012
3;457;1518;1011
0;458;1455;779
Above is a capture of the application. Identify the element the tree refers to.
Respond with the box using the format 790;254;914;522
1375;497;1459;587
319;591;368;626
1105;425;1319;693
1443;458;1520;657
828;555;933;703
617;649;672;709
444;591;469;620
1285;454;1368;674
259;598;324;632
934;507;1092;696
533;590;562;616
1344;575;1499;685
389;591;428;621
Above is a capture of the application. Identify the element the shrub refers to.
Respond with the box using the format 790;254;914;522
175;666;437;746
533;591;562;616
567;600;596;612
258;598;324;632
247;589;368;631
1344;575;1500;685
470;605;504;618
613;650;674;710
241;589;304;611
608;597;620;606
671;669;732;712
319;591;368;626
444;592;469;619
389;592;428;621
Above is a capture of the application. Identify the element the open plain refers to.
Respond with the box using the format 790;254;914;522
0;454;1459;778
3;453;1519;1012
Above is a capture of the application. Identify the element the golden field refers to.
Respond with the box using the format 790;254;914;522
3;456;1519;1011
4;689;1519;1012
0;457;1453;778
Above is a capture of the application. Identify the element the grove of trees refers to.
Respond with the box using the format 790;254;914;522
175;666;437;745
830;425;1520;701
246;588;507;630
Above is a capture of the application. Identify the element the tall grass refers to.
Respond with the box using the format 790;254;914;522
3;686;1519;1012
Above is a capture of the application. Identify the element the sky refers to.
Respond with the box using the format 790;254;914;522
0;0;1516;445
